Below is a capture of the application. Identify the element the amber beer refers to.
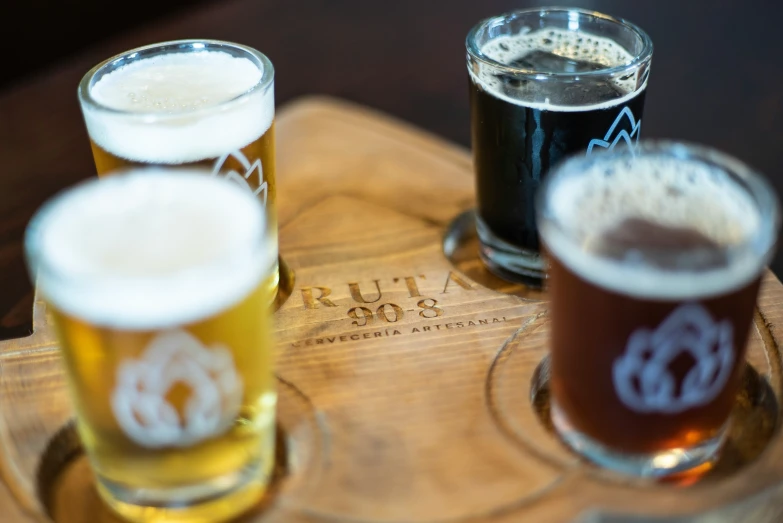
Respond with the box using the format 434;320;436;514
77;39;279;299
537;142;781;477
24;170;277;523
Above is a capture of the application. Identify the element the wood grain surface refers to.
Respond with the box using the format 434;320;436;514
1;96;783;523
1;0;782;341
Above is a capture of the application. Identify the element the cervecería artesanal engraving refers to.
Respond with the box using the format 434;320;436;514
290;271;510;347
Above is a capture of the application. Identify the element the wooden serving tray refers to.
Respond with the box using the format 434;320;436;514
2;96;783;523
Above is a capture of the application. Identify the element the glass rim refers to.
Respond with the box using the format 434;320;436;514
77;39;275;120
465;6;654;81
536;139;782;265
25;168;272;304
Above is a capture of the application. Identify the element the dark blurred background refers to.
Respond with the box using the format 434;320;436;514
3;1;781;147
0;0;216;91
0;0;781;267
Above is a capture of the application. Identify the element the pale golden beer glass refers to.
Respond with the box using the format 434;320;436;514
24;169;277;523
77;39;280;301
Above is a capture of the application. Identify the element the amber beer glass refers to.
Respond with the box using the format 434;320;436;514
77;39;279;300
537;142;781;477
24;169;277;522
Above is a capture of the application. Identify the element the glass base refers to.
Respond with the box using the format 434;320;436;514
96;461;266;523
552;402;728;478
475;216;544;288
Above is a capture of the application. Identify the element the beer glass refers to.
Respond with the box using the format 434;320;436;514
77;39;280;302
537;141;781;477
24;169;277;522
467;7;653;287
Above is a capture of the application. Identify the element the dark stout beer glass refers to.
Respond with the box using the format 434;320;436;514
467;7;653;287
537;141;781;477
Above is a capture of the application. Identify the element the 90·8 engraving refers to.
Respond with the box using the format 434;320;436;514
348;299;444;326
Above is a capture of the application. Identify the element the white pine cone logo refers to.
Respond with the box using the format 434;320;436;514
110;330;243;448
612;303;734;414
586;107;641;154
212;150;268;206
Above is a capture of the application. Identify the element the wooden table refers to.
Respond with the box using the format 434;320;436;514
1;0;782;341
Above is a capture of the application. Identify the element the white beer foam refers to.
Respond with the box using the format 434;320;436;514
31;170;274;329
84;51;274;164
471;28;645;112
541;154;766;299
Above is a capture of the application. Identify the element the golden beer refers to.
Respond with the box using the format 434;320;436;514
25;170;277;523
78;40;279;301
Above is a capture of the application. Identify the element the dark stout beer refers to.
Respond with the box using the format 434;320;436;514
537;143;780;477
467;9;652;285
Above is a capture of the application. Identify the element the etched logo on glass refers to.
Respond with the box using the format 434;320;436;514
212;150;268;207
612;303;734;414
111;330;243;448
586;107;641;154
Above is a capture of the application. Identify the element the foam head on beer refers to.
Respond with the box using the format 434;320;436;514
473;27;644;111
26;168;273;329
538;144;776;299
81;48;274;164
